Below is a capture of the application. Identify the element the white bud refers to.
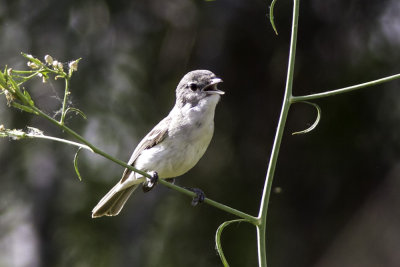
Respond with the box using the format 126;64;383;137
27;62;39;69
68;60;79;72
44;55;53;65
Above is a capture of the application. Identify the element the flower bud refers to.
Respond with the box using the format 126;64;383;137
44;55;53;65
68;60;79;72
27;62;39;69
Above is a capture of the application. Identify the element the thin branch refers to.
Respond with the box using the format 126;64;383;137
291;73;400;102
257;0;300;266
158;179;259;224
27;133;93;152
60;77;70;125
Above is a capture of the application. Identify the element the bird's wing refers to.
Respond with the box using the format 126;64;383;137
120;116;171;183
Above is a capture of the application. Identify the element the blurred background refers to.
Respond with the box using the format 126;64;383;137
1;0;400;266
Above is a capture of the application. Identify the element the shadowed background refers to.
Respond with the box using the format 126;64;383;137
1;0;400;266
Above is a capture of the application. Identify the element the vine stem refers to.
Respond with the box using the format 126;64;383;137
27;133;93;152
256;0;300;266
291;73;400;102
60;77;70;125
159;179;259;224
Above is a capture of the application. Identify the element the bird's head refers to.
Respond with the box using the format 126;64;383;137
176;70;224;107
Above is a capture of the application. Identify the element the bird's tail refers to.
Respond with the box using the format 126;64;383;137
92;183;138;218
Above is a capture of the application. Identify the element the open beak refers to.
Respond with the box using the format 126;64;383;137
203;78;224;95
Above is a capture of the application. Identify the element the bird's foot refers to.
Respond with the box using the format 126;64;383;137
142;171;158;192
185;187;205;206
150;171;159;184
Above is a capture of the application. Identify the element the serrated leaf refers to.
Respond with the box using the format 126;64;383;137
215;219;248;267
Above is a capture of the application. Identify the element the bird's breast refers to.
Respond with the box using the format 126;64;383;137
134;100;216;178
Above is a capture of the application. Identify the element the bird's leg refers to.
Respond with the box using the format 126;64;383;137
184;187;205;206
142;171;159;192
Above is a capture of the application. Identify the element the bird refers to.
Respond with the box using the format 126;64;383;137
92;70;224;218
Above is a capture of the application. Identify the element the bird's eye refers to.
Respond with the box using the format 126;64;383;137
188;83;198;91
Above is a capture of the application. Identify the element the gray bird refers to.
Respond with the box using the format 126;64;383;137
92;70;224;218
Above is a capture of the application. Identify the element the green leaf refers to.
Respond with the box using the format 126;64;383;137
11;102;37;114
292;101;322;135
21;52;43;67
23;89;35;106
0;69;6;89
74;147;83;181
215;219;249;267
7;75;21;94
269;0;279;35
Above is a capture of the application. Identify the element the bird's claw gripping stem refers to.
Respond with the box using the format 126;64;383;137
185;187;205;206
